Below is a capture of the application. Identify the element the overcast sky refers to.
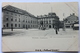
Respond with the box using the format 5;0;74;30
2;2;78;21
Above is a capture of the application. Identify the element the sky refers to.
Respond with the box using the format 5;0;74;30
2;2;78;21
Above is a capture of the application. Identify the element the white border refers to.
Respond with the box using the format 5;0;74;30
0;0;80;53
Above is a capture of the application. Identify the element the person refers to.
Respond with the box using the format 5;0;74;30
54;26;58;34
54;20;59;34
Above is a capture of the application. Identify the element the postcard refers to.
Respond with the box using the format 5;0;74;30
2;2;79;52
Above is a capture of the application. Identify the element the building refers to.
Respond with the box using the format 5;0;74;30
2;5;60;29
37;13;60;29
2;5;38;29
64;13;79;28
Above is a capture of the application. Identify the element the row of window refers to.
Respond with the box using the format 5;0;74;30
65;21;77;23
4;23;38;28
6;12;19;16
39;20;55;24
6;18;38;23
6;18;20;22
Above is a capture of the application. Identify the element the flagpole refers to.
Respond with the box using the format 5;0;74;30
63;13;65;31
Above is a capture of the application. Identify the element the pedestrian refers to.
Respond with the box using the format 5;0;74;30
54;26;58;34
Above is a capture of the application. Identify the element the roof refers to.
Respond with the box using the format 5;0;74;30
37;15;59;19
64;14;78;21
37;12;59;19
2;5;37;18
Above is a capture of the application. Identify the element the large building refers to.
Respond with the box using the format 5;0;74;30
64;13;79;28
2;5;60;29
37;13;60;29
2;5;38;29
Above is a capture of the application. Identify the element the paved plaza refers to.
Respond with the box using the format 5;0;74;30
2;28;79;52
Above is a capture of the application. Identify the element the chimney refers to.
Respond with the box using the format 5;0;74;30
73;13;75;15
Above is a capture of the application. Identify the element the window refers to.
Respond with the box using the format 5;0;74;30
4;25;5;27
6;12;9;14
19;24;20;27
23;25;25;28
68;21;70;23
31;21;32;23
19;18;20;22
11;24;13;27
49;20;51;23
15;19;17;21
26;21;27;23
6;23;8;27
11;18;13;21
15;24;17;27
6;18;8;21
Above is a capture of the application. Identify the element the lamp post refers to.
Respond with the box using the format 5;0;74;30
63;19;65;31
63;13;65;31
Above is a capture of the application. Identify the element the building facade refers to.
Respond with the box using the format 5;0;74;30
37;13;60;29
2;5;38;29
2;5;60;29
64;13;79;28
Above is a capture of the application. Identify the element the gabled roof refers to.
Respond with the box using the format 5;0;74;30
2;5;37;18
64;14;78;21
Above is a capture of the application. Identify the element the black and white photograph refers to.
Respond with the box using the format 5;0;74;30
2;2;79;52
